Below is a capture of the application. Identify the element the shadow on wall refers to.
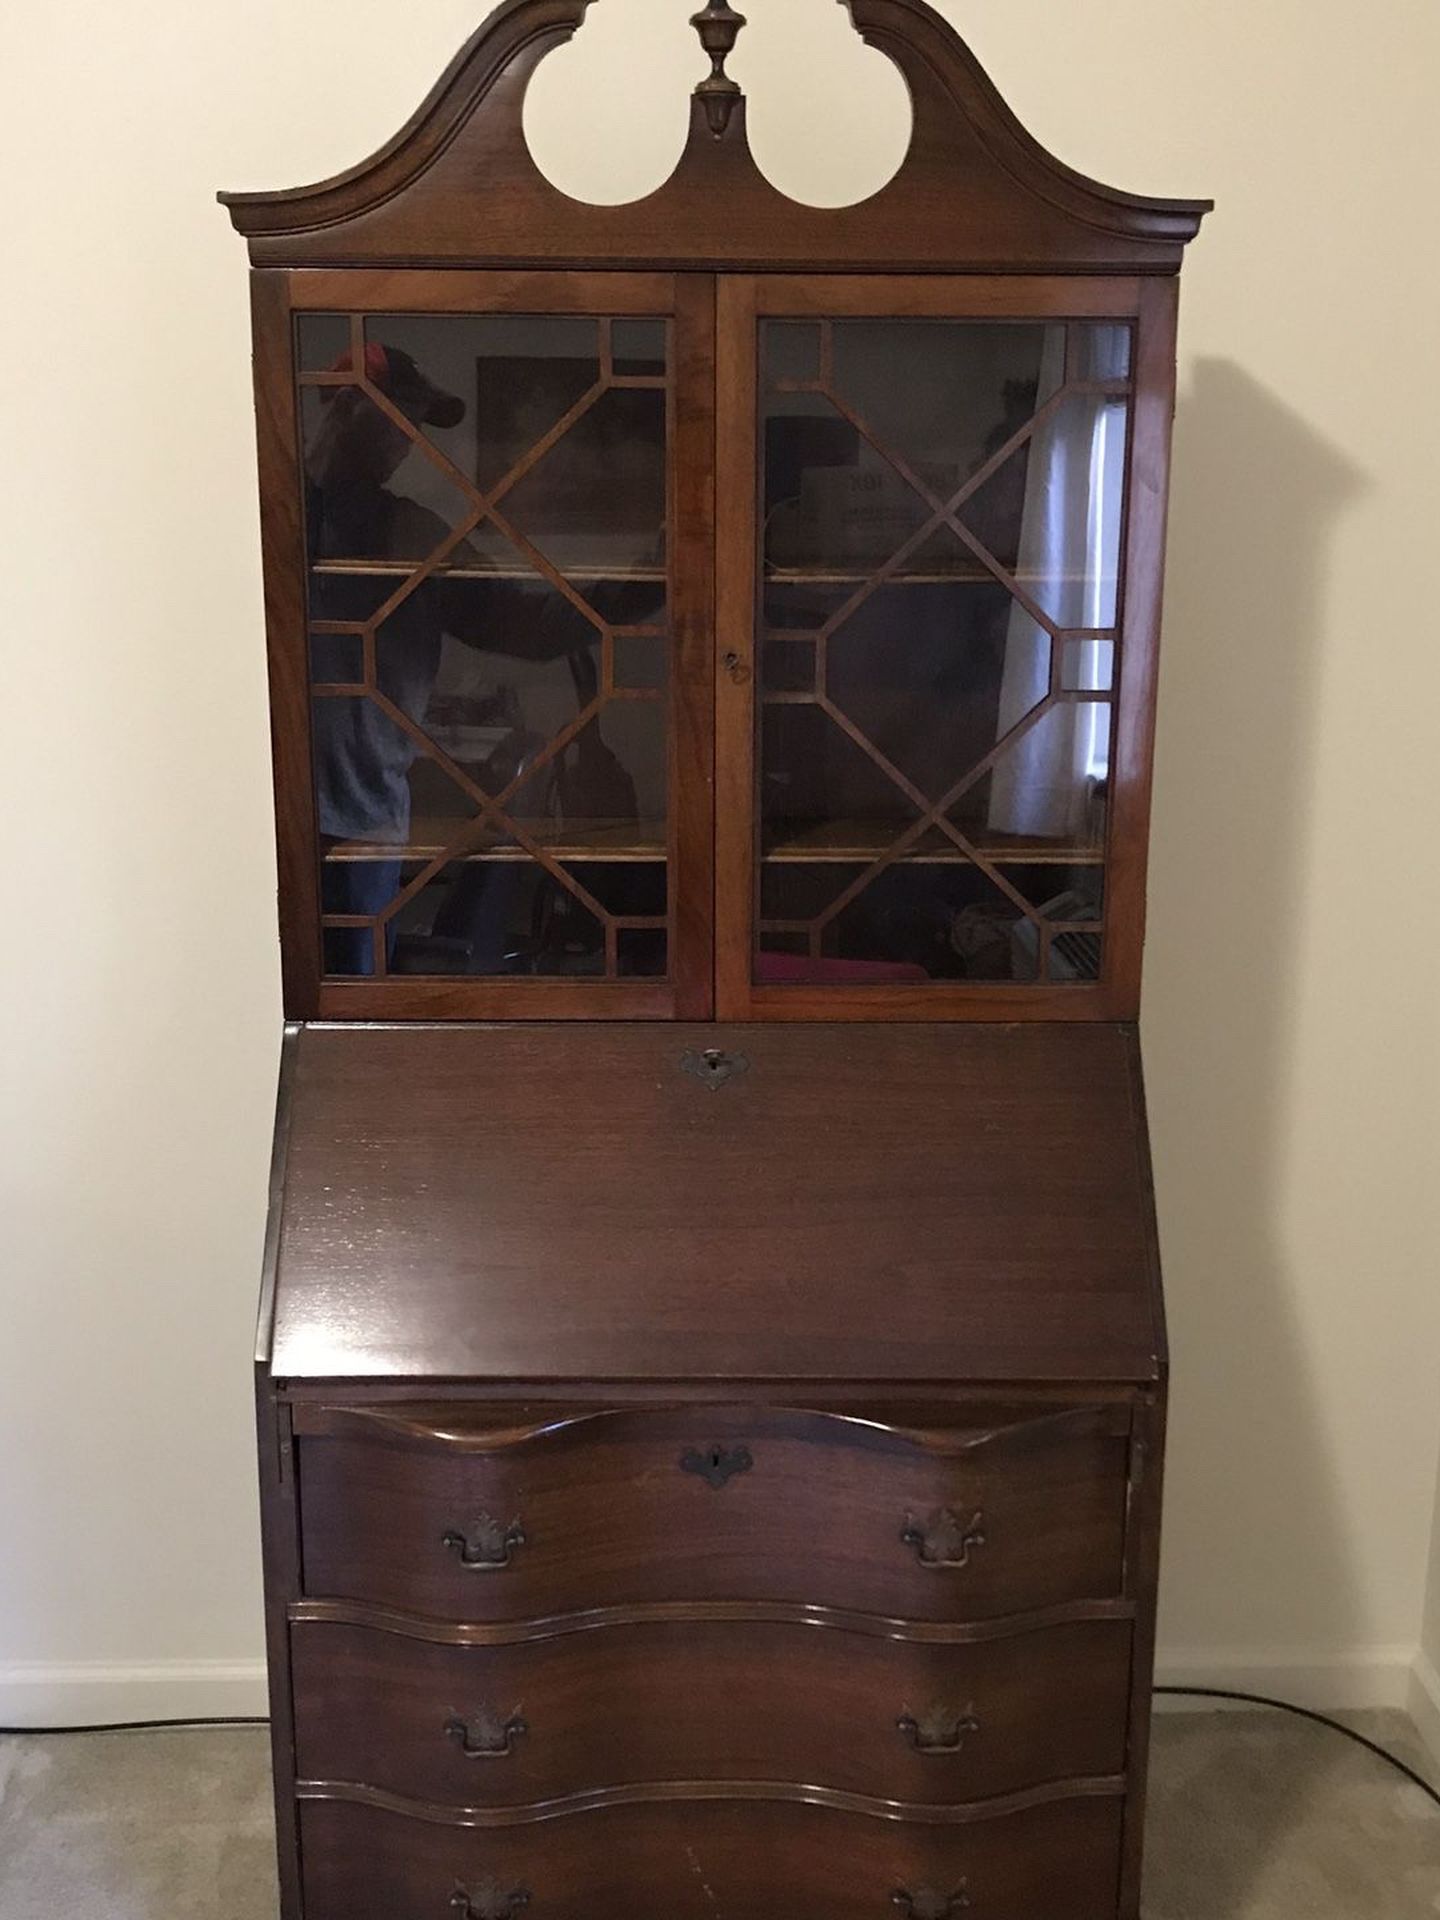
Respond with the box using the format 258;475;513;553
1144;359;1369;1909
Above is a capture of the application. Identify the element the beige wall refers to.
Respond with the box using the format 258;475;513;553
1417;1479;1440;1756
2;0;1438;1723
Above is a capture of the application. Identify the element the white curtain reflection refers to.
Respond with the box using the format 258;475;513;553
987;327;1127;838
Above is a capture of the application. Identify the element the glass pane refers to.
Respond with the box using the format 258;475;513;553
757;860;1039;986
617;927;667;977
612;320;667;376
475;385;667;578
951;701;1111;852
755;315;1130;989
826;584;1047;795
359;314;599;488
299;311;671;987
764;321;822;387
296;313;350;372
1060;635;1115;693
1070;323;1132;383
388;859;607;979
955;393;1129;626
613;632;668;691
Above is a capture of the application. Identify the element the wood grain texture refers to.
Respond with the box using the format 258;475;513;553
255;1383;303;1919
667;274;717;1017
250;272;321;1015
219;0;1209;275
265;1021;1163;1382
1118;1388;1167;1919
1106;277;1181;1015
290;1613;1132;1806
299;1792;1125;1918
253;267;712;1023
294;1403;1128;1622
288;1592;1135;1646
229;5;1197;1911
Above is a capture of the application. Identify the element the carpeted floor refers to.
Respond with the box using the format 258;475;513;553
0;1709;1434;1916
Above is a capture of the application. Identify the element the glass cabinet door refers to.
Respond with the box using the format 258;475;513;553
717;280;1155;1016
271;276;712;1017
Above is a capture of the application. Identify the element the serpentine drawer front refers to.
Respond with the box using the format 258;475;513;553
289;1614;1133;1806
299;1794;1128;1920
294;1403;1130;1624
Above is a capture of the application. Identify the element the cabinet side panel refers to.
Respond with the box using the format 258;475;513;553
1105;277;1180;1013
1118;1386;1167;1919
256;1377;304;1919
250;270;320;1016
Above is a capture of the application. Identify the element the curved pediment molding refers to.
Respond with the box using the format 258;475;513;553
220;0;1210;271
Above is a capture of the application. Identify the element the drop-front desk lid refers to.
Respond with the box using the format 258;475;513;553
262;1023;1163;1386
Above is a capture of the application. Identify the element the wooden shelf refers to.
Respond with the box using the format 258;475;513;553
764;820;1103;864
326;819;667;863
324;817;1101;867
312;560;667;584
766;565;1113;589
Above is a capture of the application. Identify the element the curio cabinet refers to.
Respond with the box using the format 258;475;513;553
222;3;1208;1915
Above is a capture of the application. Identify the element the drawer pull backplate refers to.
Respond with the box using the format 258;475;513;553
896;1705;980;1754
893;1888;969;1918
441;1516;526;1570
900;1508;986;1570
451;1882;531;1918
444;1708;529;1758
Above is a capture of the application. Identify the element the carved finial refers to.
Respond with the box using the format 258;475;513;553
690;1;747;138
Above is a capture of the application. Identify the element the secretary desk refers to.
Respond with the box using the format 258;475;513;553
221;3;1210;1914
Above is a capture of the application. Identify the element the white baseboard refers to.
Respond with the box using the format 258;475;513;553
1154;1643;1415;1713
1407;1652;1440;1769
0;1660;268;1729
1;1648;1433;1748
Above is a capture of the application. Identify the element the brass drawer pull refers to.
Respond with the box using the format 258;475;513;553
892;1888;969;1918
441;1515;526;1569
444;1708;528;1758
896;1706;980;1755
900;1508;986;1569
450;1883;531;1918
680;1443;754;1489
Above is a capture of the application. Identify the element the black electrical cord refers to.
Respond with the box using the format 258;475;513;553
0;1716;268;1736
3;1693;1437;1816
1155;1685;1440;1811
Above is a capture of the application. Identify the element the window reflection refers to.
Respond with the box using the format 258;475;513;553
756;318;1125;986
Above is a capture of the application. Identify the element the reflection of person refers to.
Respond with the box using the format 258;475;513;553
306;344;639;980
307;346;468;973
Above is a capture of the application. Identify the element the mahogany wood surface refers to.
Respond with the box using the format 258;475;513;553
294;1404;1129;1622
266;1021;1162;1383
259;267;712;1023
714;271;1170;1023
220;0;1208;275
300;1791;1125;1919
290;1612;1132;1805
231;4;1206;1914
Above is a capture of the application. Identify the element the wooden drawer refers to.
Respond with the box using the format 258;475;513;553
295;1403;1130;1623
291;1614;1132;1806
299;1793;1125;1919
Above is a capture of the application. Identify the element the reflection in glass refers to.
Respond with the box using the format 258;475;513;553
612;319;667;375
298;312;671;983
755;316;1130;988
387;858;607;978
1060;635;1115;693
478;385;667;578
764;321;822;388
956;390;1129;625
